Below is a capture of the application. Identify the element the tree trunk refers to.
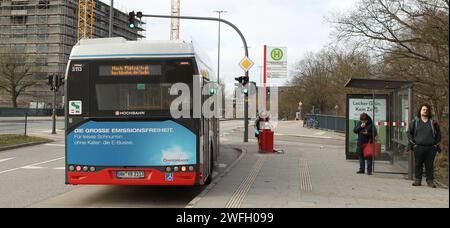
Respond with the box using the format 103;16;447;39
12;94;18;108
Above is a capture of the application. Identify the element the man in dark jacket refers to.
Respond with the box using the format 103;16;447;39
408;104;442;188
353;113;377;175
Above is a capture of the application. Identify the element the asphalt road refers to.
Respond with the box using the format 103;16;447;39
0;120;243;208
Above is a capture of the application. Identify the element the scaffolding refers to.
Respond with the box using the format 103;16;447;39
77;0;94;41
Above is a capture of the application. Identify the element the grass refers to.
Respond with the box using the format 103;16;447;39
0;134;50;148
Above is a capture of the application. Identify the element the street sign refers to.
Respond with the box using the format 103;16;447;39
266;47;287;79
239;57;254;72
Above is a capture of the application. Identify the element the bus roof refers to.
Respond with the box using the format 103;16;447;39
70;38;197;60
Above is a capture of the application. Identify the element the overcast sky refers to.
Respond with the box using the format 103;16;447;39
105;0;359;94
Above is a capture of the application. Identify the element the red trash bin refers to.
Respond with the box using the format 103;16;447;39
259;129;274;153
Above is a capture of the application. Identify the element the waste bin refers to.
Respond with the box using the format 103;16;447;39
259;129;274;153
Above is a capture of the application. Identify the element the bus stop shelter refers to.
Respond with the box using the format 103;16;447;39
345;78;414;180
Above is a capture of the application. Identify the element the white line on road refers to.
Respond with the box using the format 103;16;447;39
0;157;15;163
53;167;66;170
21;166;46;169
44;144;65;147
0;157;65;175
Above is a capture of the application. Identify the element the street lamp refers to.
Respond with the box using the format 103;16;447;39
213;10;227;119
213;10;227;85
135;12;250;142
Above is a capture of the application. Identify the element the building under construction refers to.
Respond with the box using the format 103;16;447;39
0;0;145;107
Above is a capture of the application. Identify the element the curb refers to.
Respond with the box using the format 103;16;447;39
185;147;247;208
0;140;53;152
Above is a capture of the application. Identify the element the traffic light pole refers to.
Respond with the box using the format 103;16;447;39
52;74;57;134
139;13;250;142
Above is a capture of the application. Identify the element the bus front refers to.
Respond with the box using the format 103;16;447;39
65;55;202;186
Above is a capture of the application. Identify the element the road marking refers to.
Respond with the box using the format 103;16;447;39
0;157;15;163
22;166;46;169
186;147;247;208
299;159;313;191
44;144;65;147
0;157;64;175
53;167;66;170
313;131;326;136
225;156;266;208
218;163;228;168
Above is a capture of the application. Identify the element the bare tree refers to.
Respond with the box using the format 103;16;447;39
0;48;40;108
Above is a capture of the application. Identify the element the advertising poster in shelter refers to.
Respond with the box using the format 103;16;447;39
346;95;388;160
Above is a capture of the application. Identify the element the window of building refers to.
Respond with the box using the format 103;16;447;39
38;0;50;9
37;44;48;52
37;25;48;40
12;44;26;53
11;1;29;10
11;15;27;24
38;15;48;24
36;57;48;66
11;26;26;38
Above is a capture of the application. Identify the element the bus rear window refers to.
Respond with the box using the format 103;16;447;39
95;83;183;111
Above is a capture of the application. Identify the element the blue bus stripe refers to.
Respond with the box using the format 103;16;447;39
70;53;195;59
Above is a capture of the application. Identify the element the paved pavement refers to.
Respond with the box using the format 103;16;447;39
1;119;448;208
190;121;449;208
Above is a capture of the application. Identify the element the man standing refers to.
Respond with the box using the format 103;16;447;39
408;104;442;188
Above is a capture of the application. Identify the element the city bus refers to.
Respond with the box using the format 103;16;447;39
65;38;219;186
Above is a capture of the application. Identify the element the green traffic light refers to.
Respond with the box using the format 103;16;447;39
210;88;216;95
129;23;136;29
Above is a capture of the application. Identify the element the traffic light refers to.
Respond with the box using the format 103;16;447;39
48;74;64;92
234;76;249;86
242;88;249;95
47;74;54;88
128;11;136;29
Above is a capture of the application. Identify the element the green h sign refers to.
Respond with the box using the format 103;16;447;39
271;48;284;61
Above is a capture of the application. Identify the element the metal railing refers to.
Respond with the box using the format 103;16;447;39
0;108;64;117
304;114;346;133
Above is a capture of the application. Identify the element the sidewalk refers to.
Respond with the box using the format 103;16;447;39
191;123;449;208
273;121;345;141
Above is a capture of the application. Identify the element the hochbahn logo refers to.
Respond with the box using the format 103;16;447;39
115;111;146;116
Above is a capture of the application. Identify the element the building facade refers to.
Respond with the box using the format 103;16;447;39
0;0;145;107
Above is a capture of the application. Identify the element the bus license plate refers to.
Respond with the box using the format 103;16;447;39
116;171;145;179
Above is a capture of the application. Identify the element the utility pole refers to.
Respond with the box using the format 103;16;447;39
109;0;114;37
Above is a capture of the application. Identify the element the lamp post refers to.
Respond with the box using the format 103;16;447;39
213;10;227;120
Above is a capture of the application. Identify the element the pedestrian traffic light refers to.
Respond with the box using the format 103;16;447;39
128;11;136;29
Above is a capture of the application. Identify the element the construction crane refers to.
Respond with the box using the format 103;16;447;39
171;0;180;40
77;0;95;41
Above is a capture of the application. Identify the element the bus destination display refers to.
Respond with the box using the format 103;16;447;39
99;65;161;76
